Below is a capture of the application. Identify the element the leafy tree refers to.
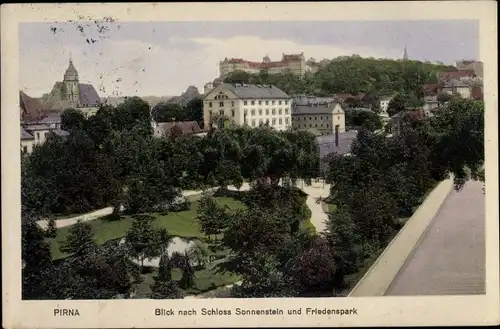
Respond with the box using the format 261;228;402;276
59;219;97;257
187;240;210;268
61;108;86;132
345;109;382;131
196;192;229;241
387;92;423;117
125;215;160;269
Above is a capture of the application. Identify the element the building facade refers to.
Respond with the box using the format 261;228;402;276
203;83;292;131
291;97;345;136
42;58;101;117
219;53;307;77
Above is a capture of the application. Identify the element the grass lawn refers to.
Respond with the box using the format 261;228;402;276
135;265;241;298
50;197;245;260
323;203;337;214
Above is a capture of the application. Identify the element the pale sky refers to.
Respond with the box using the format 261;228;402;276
19;20;478;98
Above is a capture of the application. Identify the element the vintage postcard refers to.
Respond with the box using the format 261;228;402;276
2;1;499;328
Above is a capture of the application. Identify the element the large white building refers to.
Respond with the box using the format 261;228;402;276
203;83;292;131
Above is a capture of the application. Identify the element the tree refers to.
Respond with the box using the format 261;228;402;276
150;253;183;299
196;192;229;241
151;103;185;123
387;92;424;117
290;236;337;295
345;109;382;131
187;240;210;268
45;217;58;238
59;220;97;257
61;108;86;132
184;98;204;126
178;252;195;289
125;215;160;270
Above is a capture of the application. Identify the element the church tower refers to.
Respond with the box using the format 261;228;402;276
402;46;409;61
63;56;80;106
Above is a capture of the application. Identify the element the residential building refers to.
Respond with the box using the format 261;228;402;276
19;90;68;155
456;60;484;78
437;70;476;84
291;97;346;136
203;83;292;131
219;53;307;77
41;57;101;117
442;79;472;99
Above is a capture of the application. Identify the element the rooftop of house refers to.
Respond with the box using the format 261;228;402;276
438;70;476;81
219;83;290;99
23;123;51;131
20;90;49;122
21;127;34;140
158;121;203;137
444;79;471;88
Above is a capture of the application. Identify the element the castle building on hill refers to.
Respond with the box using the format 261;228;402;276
42;58;102;117
219;53;307;77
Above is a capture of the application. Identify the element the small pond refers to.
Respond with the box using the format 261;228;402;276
119;237;197;267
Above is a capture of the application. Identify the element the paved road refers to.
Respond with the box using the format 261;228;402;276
385;180;485;296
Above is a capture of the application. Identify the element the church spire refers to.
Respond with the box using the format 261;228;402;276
403;46;409;61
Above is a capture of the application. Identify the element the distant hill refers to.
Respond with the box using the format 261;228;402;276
102;96;173;107
166;85;201;107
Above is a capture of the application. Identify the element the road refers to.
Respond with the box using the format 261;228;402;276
385;180;485;296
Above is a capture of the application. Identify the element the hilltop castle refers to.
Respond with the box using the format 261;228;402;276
219;53;307;78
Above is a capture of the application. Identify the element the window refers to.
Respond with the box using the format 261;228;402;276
258;100;262;105
309;117;312;120
285;118;289;124
244;101;248;105
279;100;282;105
219;101;224;107
315;124;317;127
251;100;255;105
285;101;288;105
279;118;282;124
320;124;323;127
259;109;262;115
36;132;40;140
326;123;329;128
231;101;235;106
209;102;212;108
272;100;275;105
338;116;340;120
266;109;269;115
259;119;263;124
266;119;270;125
265;101;269;105
285;109;289;115
251;109;256;116
252;119;256;126
279;109;282;115
310;124;312;128
23;146;28;154
272;109;275;115
45;132;48;139
231;110;235;117
272;118;276;125
220;110;225;116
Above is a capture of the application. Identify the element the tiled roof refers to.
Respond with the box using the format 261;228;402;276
438;70;475;82
79;83;101;106
293;96;334;106
52;129;70;137
292;104;331;115
220;83;290;99
24;123;51;131
158;121;202;137
317;130;358;158
38;112;62;124
20;91;49;122
20;127;34;140
444;79;470;88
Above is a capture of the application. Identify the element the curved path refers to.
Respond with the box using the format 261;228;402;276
385;180;485;296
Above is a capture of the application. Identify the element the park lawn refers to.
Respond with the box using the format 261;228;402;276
50;197;245;260
135;266;241;298
322;202;337;214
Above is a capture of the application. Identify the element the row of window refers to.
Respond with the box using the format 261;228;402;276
293;115;341;121
208;100;289;107
247;108;289;116
249;117;290;127
293;122;331;129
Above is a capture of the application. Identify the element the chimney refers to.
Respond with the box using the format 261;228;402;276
335;125;339;147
